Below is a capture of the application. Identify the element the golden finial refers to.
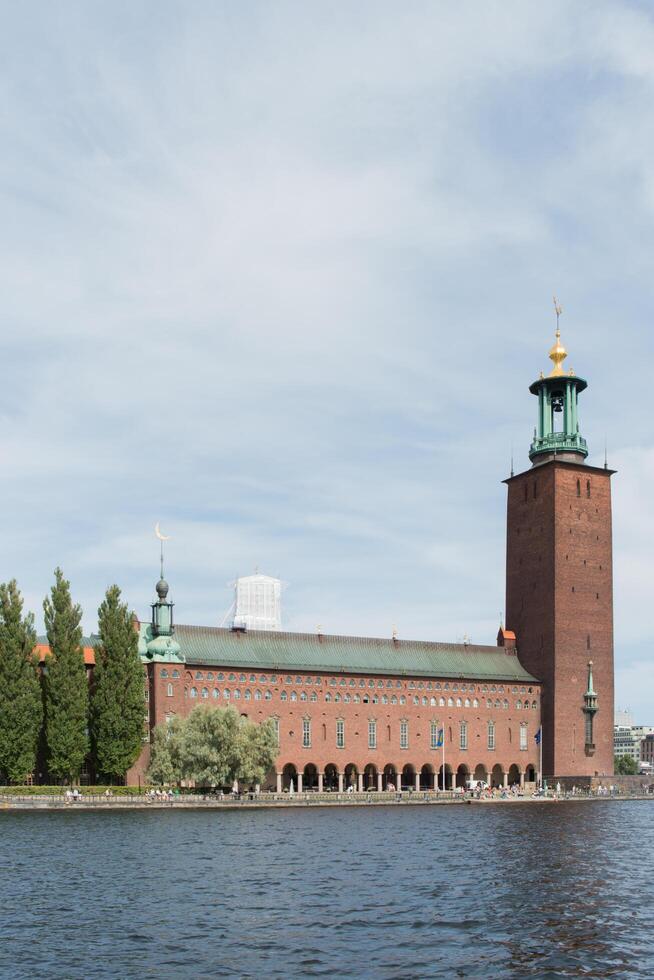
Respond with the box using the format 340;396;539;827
548;295;567;377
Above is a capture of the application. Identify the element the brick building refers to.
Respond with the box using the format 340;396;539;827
30;325;608;789
128;605;542;790
505;326;614;779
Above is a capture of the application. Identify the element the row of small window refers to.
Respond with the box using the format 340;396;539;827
315;719;532;751
164;667;535;698
184;687;273;701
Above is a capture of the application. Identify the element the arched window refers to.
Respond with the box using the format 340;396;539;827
239;674;246;683
391;695;398;705
354;694;360;703
324;692;331;703
399;695;406;705
167;683;173;697
206;672;214;681
212;689;219;699
532;700;537;710
228;673;236;682
233;689;240;700
195;671;203;680
172;670;180;679
488;720;496;750
464;698;470;708
264;691;272;701
281;691;288;701
503;699;509;709
161;669;168;678
430;697;436;706
456;698;462;708
439;697;445;707
448;697;454;708
473;698;479;708
244;690;251;700
322;723;327;740
190;687;198;698
223;689;230;700
460;721;468;750
586;480;591;498
516;700;522;709
576;478;581;497
201;687;209;699
300;691;308;701
290;691;297;702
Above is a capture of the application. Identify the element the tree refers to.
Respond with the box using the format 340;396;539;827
43;568;89;782
147;705;278;788
0;581;43;783
615;754;637;775
91;585;144;781
147;717;183;785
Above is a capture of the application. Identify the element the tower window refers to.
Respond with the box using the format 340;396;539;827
533;481;538;499
586;480;591;498
576;479;581;497
587;635;591;650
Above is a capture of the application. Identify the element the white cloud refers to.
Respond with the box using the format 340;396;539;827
0;1;652;716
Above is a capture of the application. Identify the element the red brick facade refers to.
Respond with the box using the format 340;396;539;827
505;459;614;778
129;655;542;790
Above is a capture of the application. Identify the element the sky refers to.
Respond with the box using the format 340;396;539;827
0;2;653;720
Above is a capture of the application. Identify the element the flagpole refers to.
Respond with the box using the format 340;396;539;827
442;723;445;793
539;724;543;791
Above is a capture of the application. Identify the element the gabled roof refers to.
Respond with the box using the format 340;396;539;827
171;624;539;683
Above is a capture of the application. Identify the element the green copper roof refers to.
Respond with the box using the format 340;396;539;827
163;624;539;683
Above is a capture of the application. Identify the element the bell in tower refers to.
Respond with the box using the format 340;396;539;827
528;322;588;465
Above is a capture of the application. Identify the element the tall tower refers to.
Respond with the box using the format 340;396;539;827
505;324;615;779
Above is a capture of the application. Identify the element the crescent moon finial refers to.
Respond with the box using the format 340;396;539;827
155;522;171;542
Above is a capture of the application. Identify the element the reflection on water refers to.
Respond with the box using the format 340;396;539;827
1;801;653;979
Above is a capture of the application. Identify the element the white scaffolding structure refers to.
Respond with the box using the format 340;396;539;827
222;573;283;631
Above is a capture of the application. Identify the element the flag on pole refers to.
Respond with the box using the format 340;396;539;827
534;727;542;745
436;728;444;748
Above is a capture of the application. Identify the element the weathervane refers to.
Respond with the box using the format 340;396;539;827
553;295;563;332
154;522;171;579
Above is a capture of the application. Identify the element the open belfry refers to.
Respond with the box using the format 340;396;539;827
504;314;615;779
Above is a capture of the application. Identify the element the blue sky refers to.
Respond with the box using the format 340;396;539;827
1;2;653;719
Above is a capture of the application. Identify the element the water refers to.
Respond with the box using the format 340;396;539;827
1;800;652;979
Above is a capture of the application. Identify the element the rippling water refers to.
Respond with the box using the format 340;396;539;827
1;800;653;978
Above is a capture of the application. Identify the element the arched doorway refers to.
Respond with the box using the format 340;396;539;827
383;764;397;791
324;763;339;791
344;763;358;789
474;763;488;784
491;763;504;788
525;764;536;783
508;764;520;786
401;763;416;791
456;764;469;788
364;763;378;790
282;763;297;791
439;763;453;790
303;763;318;791
421;764;434;791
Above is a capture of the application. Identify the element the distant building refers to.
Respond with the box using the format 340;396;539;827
614;726;641;764
613;723;654;765
614;708;633;728
640;734;654;769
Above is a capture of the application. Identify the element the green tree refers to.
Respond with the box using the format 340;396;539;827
91;585;144;781
147;717;183;785
237;716;278;787
147;705;278;788
615;754;638;775
43;568;89;782
0;581;43;783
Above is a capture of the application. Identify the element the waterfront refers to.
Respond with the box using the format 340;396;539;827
1;802;653;979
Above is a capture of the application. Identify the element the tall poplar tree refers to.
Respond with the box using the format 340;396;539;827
91;585;144;781
43;568;89;782
0;581;42;783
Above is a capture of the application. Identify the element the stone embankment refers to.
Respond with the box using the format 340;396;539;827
2;789;653;811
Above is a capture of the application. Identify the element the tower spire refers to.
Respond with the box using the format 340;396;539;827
527;304;588;465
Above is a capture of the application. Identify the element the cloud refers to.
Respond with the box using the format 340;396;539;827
0;1;652;716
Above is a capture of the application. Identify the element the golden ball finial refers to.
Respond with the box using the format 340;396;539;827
548;327;568;377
